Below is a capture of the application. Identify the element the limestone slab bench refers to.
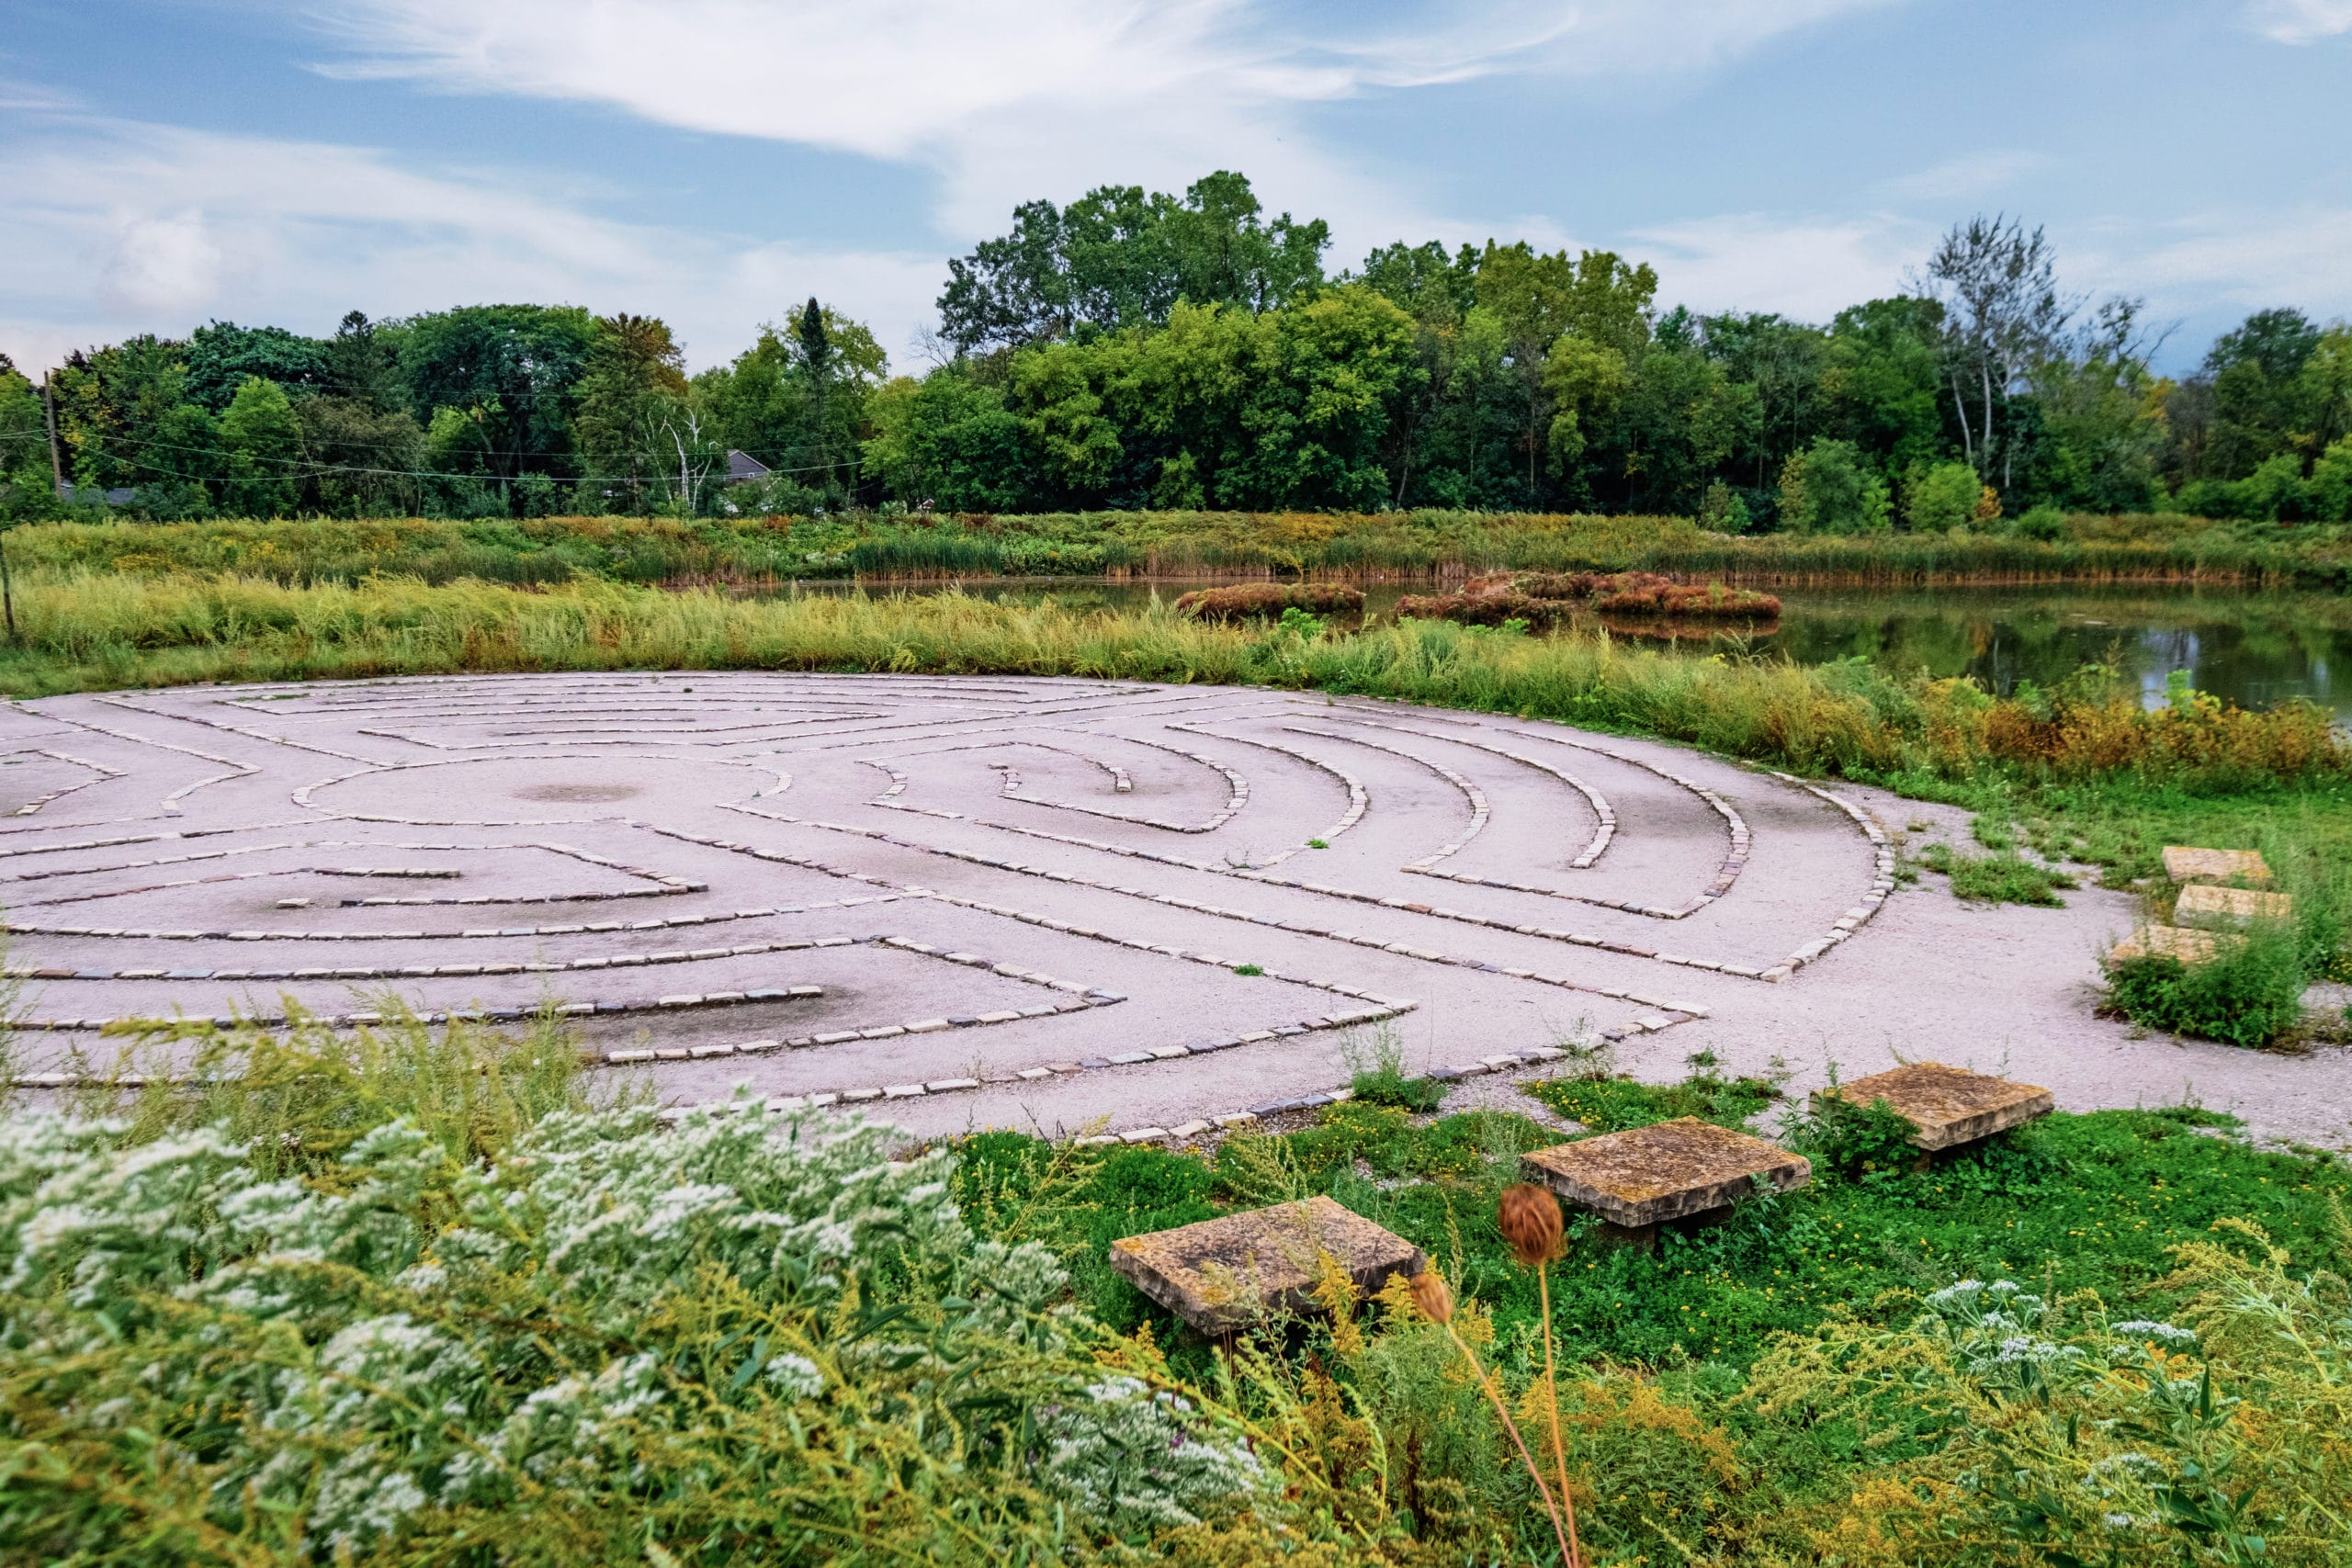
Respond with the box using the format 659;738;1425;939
2174;884;2294;930
1110;1195;1426;1334
1519;1117;1810;1245
2163;846;2271;885
1814;1062;2052;1153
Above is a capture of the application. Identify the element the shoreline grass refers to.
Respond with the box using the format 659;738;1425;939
2;570;2344;795
10;508;2352;591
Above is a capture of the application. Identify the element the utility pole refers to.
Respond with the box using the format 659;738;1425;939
42;370;66;499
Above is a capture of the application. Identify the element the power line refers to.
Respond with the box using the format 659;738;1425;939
51;426;864;487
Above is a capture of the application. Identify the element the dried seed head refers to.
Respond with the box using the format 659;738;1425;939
1498;1183;1563;1268
1408;1266;1453;1325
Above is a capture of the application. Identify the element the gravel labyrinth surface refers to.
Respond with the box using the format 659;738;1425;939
3;671;2347;1148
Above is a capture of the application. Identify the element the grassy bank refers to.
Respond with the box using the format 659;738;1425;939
10;1022;2348;1564
3;572;2345;800
10;508;2352;589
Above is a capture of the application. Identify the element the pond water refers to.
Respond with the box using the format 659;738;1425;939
778;579;2352;721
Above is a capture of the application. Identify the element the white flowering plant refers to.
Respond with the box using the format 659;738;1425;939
0;1089;1266;1562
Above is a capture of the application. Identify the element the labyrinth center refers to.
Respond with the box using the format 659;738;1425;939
0;673;1894;1141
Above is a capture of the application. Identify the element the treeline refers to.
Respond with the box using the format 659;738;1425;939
4;172;2350;530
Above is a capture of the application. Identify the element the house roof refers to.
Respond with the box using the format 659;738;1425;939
726;449;773;482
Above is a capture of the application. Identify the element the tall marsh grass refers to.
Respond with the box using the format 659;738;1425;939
3;570;2343;794
12;508;2352;589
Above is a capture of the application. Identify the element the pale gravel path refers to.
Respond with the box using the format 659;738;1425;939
1;673;2344;1152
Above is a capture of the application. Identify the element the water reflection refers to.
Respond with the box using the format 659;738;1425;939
775;579;2352;720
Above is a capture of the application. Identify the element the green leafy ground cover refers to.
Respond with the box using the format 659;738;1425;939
951;1077;2351;1372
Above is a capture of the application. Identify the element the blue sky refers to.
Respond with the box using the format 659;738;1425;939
5;0;2349;376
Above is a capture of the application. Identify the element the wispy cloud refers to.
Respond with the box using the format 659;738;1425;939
2244;0;2352;43
1875;150;2043;204
297;0;1902;243
0;111;938;371
1628;211;1932;321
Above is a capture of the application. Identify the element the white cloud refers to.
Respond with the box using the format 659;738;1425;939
97;211;230;315
0;114;939;371
2098;207;2352;316
4;1;1913;372
2245;0;2352;43
298;0;1902;250
1875;150;2043;204
1626;211;1933;321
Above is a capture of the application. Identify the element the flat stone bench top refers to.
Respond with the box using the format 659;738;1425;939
2175;884;2295;929
1814;1061;2053;1152
2163;846;2271;885
1520;1116;1810;1229
1109;1195;1426;1333
2109;923;2239;964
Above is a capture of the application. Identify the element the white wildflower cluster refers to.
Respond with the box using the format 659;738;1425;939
0;1097;1223;1551
1035;1375;1272;1533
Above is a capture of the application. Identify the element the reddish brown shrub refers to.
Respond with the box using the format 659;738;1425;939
1592;581;1781;618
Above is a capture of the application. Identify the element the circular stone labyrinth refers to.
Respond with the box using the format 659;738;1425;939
0;668;2241;1148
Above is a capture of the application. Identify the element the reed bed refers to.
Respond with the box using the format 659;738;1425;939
1;569;2340;795
10;509;2351;590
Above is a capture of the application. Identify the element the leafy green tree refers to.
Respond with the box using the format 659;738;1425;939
698;302;886;506
396;305;599;493
863;368;1031;510
1007;337;1127;502
573;313;689;512
323;310;402;412
1229;285;1419;508
1905;459;1984;531
185;321;327;411
217;376;303;514
2166;307;2352;499
2310;434;2352;522
1918;215;2073;490
938;173;1327;353
2029;299;2164;512
1819;298;1950;480
0;355;51;500
1352;240;1478;324
1475;243;1657;500
52;335;194;491
1780;436;1891;533
1693;310;1826;494
1540;334;1631;489
298;393;424;516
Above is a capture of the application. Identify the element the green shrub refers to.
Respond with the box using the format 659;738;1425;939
2014;501;2068;540
1905;460;1984;532
1526;1068;1778;1133
1348;1066;1448;1114
2102;935;2310;1048
1785;1089;1923;1180
1917;840;2078;905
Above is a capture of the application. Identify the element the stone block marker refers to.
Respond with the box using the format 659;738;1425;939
1812;1062;2052;1152
2174;884;2294;931
1519;1117;1810;1242
2108;924;2241;964
2162;846;2272;886
1109;1195;1426;1334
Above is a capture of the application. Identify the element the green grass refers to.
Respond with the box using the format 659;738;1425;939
1523;1062;1781;1133
1914;840;2080;905
11;508;2352;589
11;1020;2351;1563
0;572;2341;805
952;1085;2352;1373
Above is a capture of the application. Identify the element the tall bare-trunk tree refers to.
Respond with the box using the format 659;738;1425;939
1915;215;2076;490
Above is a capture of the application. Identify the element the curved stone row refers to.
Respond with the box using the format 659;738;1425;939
0;672;1895;1139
